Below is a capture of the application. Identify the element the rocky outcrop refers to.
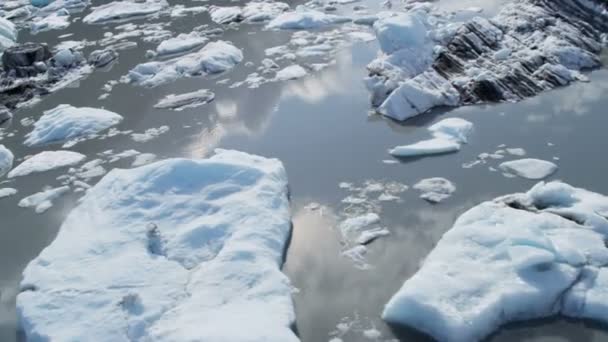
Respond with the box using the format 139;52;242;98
368;0;608;121
2;43;52;77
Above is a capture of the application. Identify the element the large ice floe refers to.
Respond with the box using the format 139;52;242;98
8;150;85;178
24;104;123;147
389;117;473;157
83;0;168;24
367;0;608;121
0;16;17;52
383;181;608;341
127;41;243;87
17;149;298;342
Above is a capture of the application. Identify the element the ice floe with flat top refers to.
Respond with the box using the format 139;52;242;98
413;177;455;203
8;151;85;178
127;41;243;87
155;33;208;57
499;158;558;180
19;186;70;213
83;0;168;24
390;117;473;158
384;181;608;342
17;149;298;342
275;64;307;81
0;144;14;177
0;187;17;198
210;1;289;24
24;104;123;147
266;6;350;30
154;89;214;111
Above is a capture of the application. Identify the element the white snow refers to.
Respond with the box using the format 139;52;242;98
154;90;215;111
0;16;17;52
413;177;455;203
390;118;473;157
383;181;608;342
209;6;242;24
24;104;123;147
8;151;86;178
499;158;558;180
155;33;208;57
128;41;243;87
17;149;298;342
0;187;17;198
83;0;168;24
18;186;70;213
275;64;307;81
339;213;380;238
266;7;349;30
131;126;169;143
0;144;14;177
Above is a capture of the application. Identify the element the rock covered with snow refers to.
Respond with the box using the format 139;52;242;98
367;0;608;120
17;149;298;341
24;104;123;147
8;150;85;178
499;158;558;180
128;41;243;87
0;144;14;177
389;117;473;157
383;181;608;341
83;0;168;24
266;6;350;30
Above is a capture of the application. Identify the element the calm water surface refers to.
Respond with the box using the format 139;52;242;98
0;0;607;341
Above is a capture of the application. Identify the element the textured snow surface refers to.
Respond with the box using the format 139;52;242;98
384;181;608;342
83;0;168;24
24;104;123;147
128;41;243;87
499;158;558;180
17;149;298;342
8;151;86;178
0;144;14;177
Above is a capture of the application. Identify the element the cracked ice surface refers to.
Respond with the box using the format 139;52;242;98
383;181;608;342
17;149;298;341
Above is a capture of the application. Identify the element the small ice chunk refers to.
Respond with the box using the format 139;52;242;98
18;186;70;213
8;151;86;178
154;90;215;111
132;153;157;167
209;6;242;24
266;7;349;30
357;228;390;245
428;118;474;143
413;177;455;203
339;213;380;236
130;126;169;142
155;33;208;57
83;0;168;24
0;187;17;198
499;158;558;180
0;144;14;177
24;104;123;147
389;138;460;157
275;64;307;81
506;148;526;156
31;10;70;34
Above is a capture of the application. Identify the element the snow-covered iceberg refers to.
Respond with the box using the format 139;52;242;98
0;16;17;52
389;117;472;157
17;149;298;342
83;0;168;24
127;41;243;87
384;181;608;341
24;104;123;147
367;0;608;120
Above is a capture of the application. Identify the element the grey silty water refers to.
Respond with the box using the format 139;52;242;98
1;0;608;341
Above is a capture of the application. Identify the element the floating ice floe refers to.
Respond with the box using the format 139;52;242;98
389;117;473;158
0;187;17;198
83;0;168;24
30;9;70;34
24;104;123;147
210;1;290;24
127;41;243;87
209;6;242;24
413;177;455;203
8;150;86;178
18;186;70;213
155;33;208;57
0;16;17;52
17;149;298;342
0;144;14;177
384;181;608;342
499;158;558;180
170;5;207;18
154;89;215;111
266;6;350;30
367;0;608;120
275;64;307;81
131;125;169;143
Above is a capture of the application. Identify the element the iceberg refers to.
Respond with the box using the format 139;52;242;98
266;7;350;30
154;90;215;111
412;177;455;203
0;187;17;198
8;150;86;178
128;41;243;87
499;158;558;180
0;16;17;52
30;10;70;34
155;33;208;57
275;64;307;81
24;104;123;147
83;0;168;24
0;144;14;177
383;181;608;341
17;150;298;342
389;117;473;157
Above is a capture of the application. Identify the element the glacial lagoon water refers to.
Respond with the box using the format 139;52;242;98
1;0;607;341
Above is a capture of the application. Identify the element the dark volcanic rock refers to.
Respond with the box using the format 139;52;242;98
2;43;52;77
